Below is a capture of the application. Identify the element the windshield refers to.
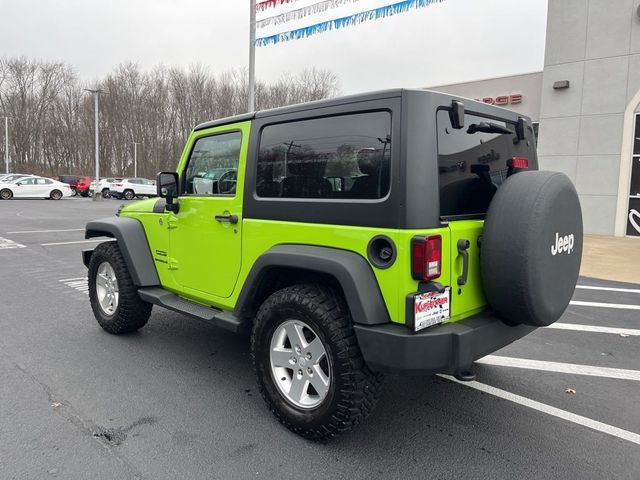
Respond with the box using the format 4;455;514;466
437;109;536;218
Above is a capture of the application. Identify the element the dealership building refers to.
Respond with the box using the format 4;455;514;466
430;0;640;238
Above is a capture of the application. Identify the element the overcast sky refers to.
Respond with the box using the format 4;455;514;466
0;0;548;94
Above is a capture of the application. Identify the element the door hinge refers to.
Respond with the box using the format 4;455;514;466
167;218;179;230
168;258;179;270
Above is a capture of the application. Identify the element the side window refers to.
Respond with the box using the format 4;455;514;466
185;131;242;195
257;111;392;199
20;178;34;185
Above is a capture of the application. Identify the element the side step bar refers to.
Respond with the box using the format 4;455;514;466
138;287;248;333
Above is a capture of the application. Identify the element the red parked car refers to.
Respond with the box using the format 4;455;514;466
53;175;91;197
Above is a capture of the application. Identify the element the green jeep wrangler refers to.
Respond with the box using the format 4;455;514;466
83;89;583;440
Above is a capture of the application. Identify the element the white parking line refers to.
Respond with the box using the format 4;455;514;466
570;300;640;311
547;323;640;336
41;239;106;246
59;277;89;295
576;285;640;294
0;237;26;249
6;228;84;234
477;356;640;382
440;375;640;446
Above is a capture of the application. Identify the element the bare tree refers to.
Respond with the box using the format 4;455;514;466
0;56;340;178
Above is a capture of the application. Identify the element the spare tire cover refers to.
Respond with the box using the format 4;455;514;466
480;171;583;327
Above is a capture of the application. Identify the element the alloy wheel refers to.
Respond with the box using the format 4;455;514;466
95;262;120;315
269;319;331;409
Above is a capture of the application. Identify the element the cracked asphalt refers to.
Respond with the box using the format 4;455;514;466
1;198;639;479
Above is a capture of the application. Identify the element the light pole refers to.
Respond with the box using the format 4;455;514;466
248;0;256;112
84;88;105;200
133;141;140;177
1;116;9;174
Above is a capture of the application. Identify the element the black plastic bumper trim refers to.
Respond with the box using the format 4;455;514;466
354;310;534;375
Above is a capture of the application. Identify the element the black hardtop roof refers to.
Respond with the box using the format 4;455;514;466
192;88;526;132
194;88;415;132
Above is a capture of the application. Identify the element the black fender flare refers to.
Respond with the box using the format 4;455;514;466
233;245;391;326
84;216;159;286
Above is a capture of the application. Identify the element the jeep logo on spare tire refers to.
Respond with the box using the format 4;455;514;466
551;232;575;256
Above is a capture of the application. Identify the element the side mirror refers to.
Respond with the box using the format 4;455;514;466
157;171;180;213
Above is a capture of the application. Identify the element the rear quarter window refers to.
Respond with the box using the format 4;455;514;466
256;111;392;200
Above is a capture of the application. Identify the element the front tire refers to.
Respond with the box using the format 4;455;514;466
251;284;383;441
50;190;62;200
123;189;135;200
88;242;152;334
70;187;77;196
0;189;13;200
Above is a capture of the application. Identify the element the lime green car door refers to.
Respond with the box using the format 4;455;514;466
168;123;250;299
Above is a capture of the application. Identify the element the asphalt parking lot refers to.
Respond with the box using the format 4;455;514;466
1;198;639;480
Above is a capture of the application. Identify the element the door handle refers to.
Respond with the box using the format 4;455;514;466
457;239;470;286
215;214;238;224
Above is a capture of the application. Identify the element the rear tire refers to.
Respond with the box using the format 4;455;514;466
251;284;383;441
70;187;77;196
102;189;110;198
0;189;13;200
88;242;152;334
123;189;135;200
50;190;62;200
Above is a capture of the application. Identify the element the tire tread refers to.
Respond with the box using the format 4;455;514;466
88;242;152;334
251;283;383;441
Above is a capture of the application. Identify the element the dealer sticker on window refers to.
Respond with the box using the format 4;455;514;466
414;288;450;332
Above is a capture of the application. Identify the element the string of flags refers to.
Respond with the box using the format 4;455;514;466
255;0;445;47
256;0;302;12
257;0;363;29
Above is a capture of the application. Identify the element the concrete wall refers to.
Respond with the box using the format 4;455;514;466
538;0;640;235
428;72;542;122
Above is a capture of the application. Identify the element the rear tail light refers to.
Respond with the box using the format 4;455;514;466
411;235;442;281
507;157;529;169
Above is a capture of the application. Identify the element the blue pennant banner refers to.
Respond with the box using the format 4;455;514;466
256;0;445;46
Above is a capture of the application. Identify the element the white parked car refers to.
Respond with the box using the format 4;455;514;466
91;178;123;198
0;176;73;200
0;173;36;183
109;178;156;200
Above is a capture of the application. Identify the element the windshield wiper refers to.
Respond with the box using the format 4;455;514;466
466;122;512;135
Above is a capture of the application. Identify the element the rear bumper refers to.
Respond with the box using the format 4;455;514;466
354;310;534;375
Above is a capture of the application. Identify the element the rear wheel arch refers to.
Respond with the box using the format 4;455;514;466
234;245;391;326
239;266;343;317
